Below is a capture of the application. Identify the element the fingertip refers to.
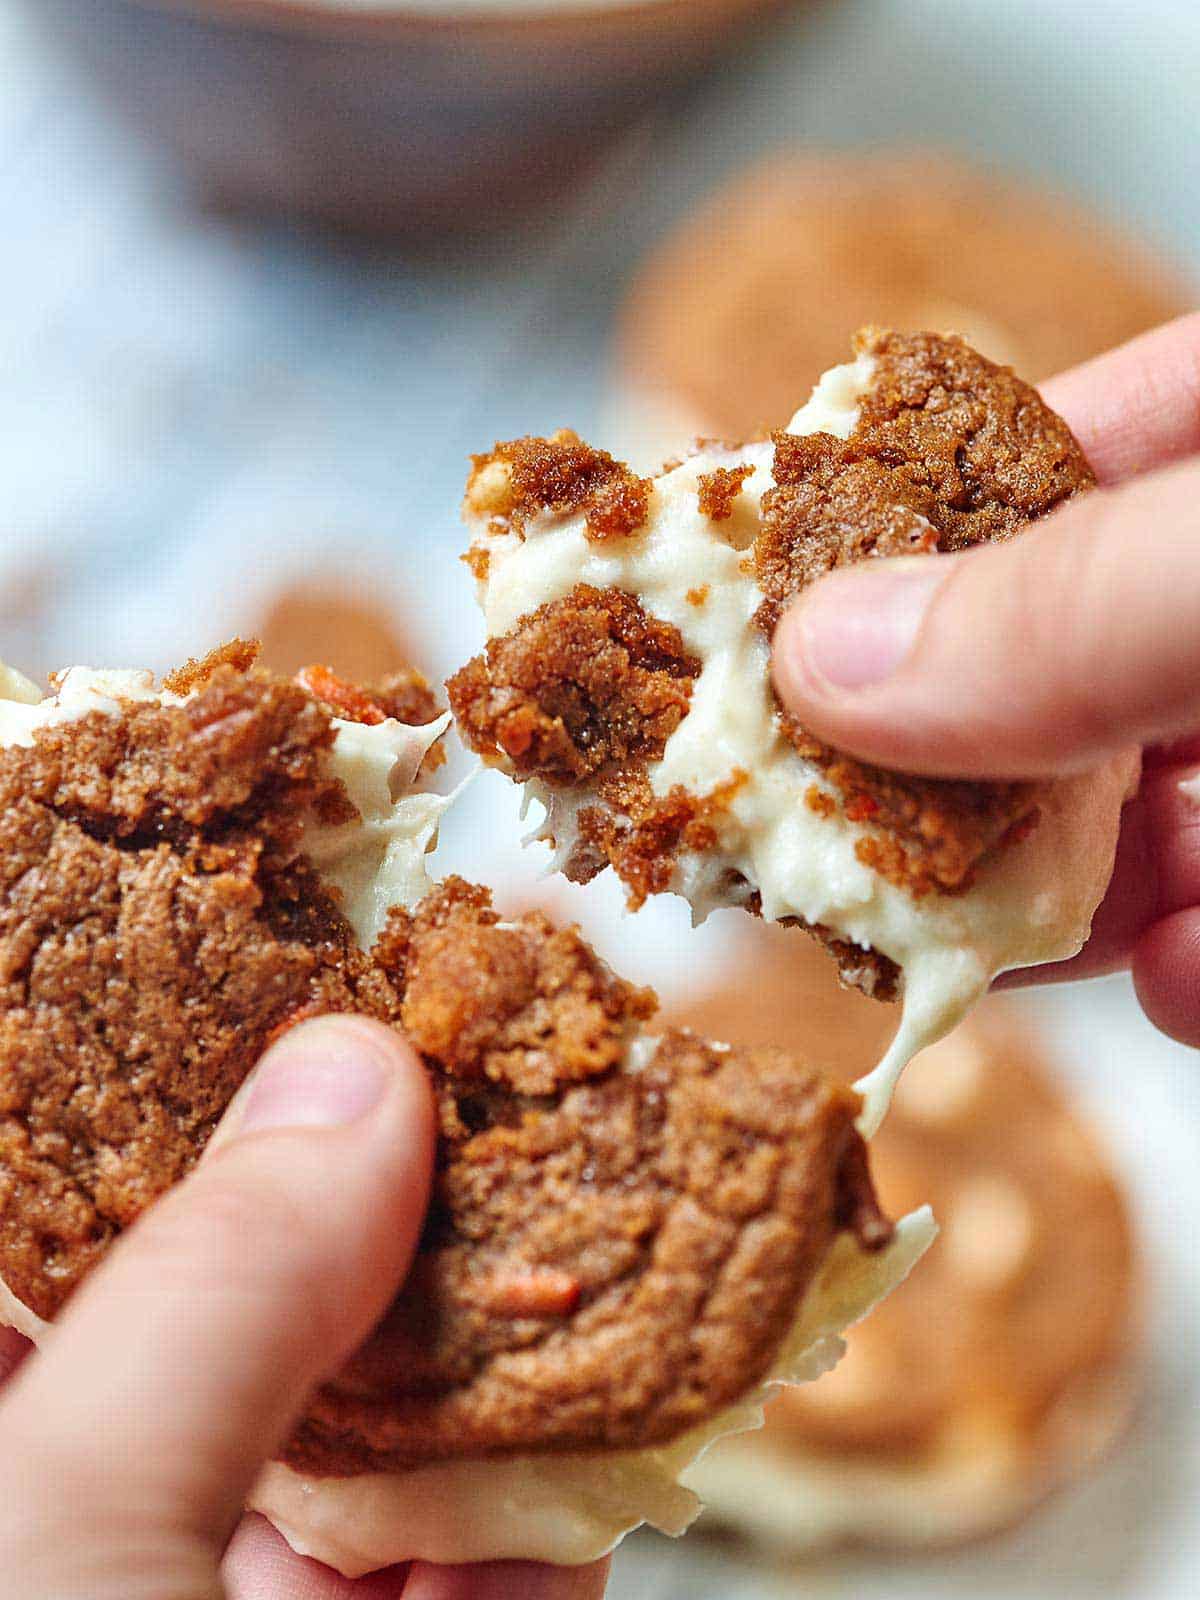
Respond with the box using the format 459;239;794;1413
1133;908;1200;1047
772;561;948;708
1040;313;1200;485
266;1014;429;1100
231;1014;434;1152
222;1011;436;1309
770;551;1028;777
309;1016;433;1142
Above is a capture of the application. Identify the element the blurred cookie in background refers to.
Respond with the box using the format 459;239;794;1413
665;928;1141;1549
676;916;897;1081
612;151;1192;461
254;577;421;685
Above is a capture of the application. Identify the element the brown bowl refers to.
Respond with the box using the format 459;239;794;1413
33;0;787;232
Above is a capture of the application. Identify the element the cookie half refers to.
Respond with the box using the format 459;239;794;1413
449;330;1136;1128
0;645;930;1572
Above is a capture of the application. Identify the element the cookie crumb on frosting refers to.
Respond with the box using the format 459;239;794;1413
467;431;652;543
698;464;754;522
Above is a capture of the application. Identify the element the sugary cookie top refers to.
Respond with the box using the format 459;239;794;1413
296;881;886;1474
0;663;386;1322
847;327;1093;546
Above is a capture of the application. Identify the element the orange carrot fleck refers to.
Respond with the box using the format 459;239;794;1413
481;1268;581;1319
845;794;881;822
296;664;387;725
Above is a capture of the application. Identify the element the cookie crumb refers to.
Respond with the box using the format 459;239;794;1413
162;637;260;695
698;464;754;521
467;432;652;543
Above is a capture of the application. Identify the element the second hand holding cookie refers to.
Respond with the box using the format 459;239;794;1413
772;314;1200;1042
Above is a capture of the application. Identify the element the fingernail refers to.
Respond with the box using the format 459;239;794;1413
239;1018;390;1134
784;562;948;693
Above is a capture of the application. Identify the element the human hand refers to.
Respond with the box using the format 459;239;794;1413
771;313;1200;1042
0;1016;610;1600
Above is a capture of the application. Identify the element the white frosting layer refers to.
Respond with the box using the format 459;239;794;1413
0;1213;932;1570
0;664;159;745
467;360;1136;1133
247;1208;935;1573
306;713;453;949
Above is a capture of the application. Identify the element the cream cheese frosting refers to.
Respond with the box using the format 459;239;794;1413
304;711;454;949
465;359;1137;1133
0;664;160;745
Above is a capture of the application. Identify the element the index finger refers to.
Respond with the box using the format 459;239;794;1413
1040;312;1200;485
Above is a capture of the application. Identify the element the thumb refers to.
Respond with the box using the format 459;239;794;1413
772;457;1200;780
0;1015;433;1598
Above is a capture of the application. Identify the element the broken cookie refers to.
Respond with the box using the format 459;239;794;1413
450;330;1137;1129
0;646;930;1573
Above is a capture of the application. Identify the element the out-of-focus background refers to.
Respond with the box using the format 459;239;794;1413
3;0;1200;1595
